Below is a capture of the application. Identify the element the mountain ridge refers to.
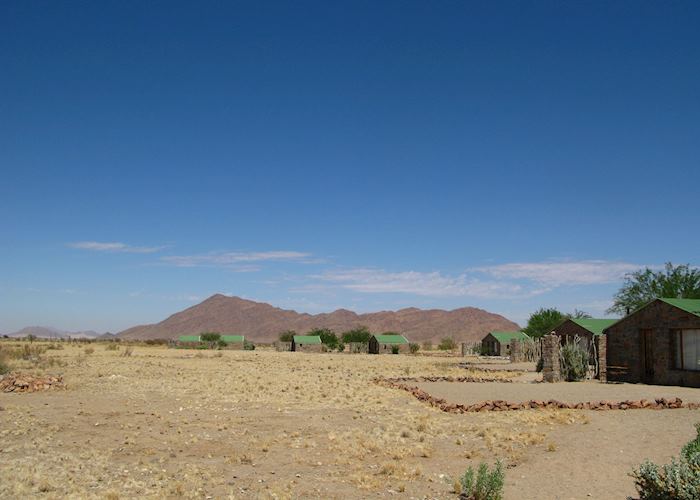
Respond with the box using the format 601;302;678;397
118;294;520;344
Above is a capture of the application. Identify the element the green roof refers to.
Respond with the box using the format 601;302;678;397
178;335;200;342
221;335;244;343
490;331;529;343
570;318;618;336
372;334;408;344
660;298;700;317
293;335;322;345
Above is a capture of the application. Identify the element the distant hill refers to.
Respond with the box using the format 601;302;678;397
118;294;519;344
5;326;103;339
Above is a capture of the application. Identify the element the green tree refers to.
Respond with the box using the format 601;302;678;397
438;337;457;351
522;308;565;338
341;326;372;344
278;330;297;342
308;328;338;349
200;332;221;342
608;262;700;315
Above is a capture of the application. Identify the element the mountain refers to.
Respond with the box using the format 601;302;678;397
5;326;103;339
118;294;519;344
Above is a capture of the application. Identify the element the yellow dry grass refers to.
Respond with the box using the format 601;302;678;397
0;342;587;498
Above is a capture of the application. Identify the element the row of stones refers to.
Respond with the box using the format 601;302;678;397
376;379;698;412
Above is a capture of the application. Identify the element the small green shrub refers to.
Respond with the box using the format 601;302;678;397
243;340;255;351
559;338;588;381
632;423;700;499
438;337;457;351
409;343;420;354
459;461;504;500
391;345;400;354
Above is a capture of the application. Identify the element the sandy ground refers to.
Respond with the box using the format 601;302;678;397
415;380;700;405
0;343;698;499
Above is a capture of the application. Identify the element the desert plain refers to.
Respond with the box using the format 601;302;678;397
1;342;698;499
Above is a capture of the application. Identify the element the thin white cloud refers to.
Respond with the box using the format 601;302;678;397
473;260;641;287
161;251;312;268
68;241;164;254
316;260;646;300
318;268;529;299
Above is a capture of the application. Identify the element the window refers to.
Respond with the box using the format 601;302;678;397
675;330;700;371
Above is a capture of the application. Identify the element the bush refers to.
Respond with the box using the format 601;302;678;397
341;326;372;344
278;330;296;342
121;346;133;357
200;332;221;343
459;461;504;500
336;342;345;352
391;345;400;354
309;328;339;350
632;423;700;500
422;341;433;351
409;343;420;354
559;338;588;381
105;343;119;351
243;340;255;351
438;337;457;351
84;347;95;355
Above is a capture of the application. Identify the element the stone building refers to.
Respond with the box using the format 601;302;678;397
221;335;245;350
292;335;323;352
605;298;700;387
368;334;409;354
481;331;529;356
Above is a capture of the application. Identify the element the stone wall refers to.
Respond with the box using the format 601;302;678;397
595;335;607;382
510;339;524;363
542;334;561;382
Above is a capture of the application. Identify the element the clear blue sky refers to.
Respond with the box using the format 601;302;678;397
1;1;698;333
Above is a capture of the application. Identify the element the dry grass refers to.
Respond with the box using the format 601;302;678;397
0;342;595;498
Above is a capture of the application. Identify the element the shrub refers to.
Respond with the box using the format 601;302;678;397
559;338;588;381
422;341;433;351
278;330;296;342
336;342;345;352
632;423;700;499
84;347;95;355
341;326;372;344
46;343;64;350
438;337;457;351
200;332;221;343
105;343;119;351
391;345;400;354
309;328;339;350
409;343;420;354
459;461;504;500
243;340;255;351
121;346;133;357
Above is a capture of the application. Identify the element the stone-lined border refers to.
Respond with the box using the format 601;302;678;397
375;377;700;412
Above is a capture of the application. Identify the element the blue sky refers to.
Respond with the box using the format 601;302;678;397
1;1;698;333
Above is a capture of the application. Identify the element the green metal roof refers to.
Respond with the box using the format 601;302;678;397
178;335;200;342
660;298;700;317
293;335;322;345
490;331;529;343
570;318;618;336
221;335;244;343
372;334;408;344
